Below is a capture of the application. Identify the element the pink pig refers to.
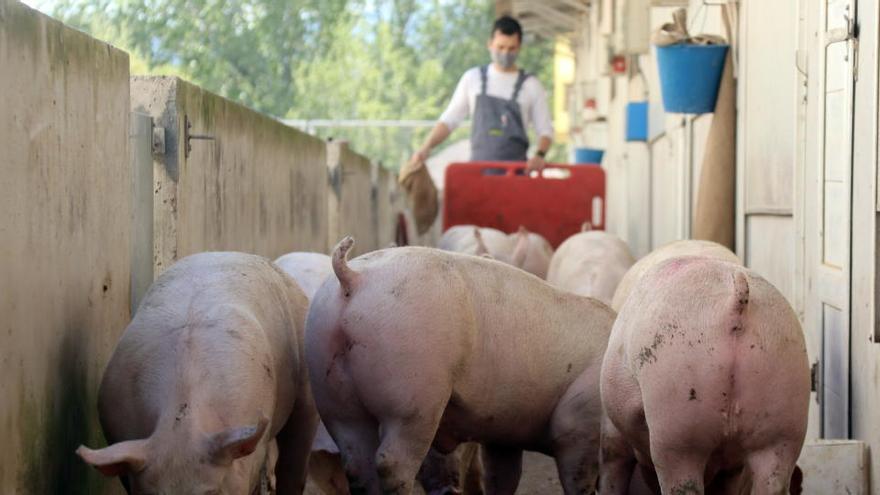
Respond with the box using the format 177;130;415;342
78;252;317;495
599;256;810;494
306;238;615;494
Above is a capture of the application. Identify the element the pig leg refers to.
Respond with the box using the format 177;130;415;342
599;345;651;495
644;407;709;493
275;388;319;494
459;443;484;495
308;451;349;494
649;446;706;495
324;418;381;494
549;369;603;494
480;445;523;494
745;447;799;495
597;414;636;495
375;416;444;494
417;447;461;494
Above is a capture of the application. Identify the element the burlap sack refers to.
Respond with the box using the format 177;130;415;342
692;51;735;249
398;157;439;235
652;8;726;47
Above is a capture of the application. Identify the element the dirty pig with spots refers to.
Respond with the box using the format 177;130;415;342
307;238;615;494
599;257;810;495
78;252;318;495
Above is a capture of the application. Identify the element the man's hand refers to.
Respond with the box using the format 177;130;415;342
526;154;546;172
410;147;430;165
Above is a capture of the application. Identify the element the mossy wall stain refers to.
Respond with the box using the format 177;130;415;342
18;331;112;495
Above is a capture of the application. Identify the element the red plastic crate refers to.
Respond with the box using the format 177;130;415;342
443;162;606;249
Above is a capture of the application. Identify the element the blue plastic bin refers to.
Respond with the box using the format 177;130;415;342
626;102;649;141
574;147;604;165
656;44;729;114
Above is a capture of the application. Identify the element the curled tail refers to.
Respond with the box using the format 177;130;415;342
473;228;490;257
332;237;359;297
731;271;750;329
510;226;530;268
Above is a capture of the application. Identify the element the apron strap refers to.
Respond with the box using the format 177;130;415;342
511;70;530;101
480;65;488;95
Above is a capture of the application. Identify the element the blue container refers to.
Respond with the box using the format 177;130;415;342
626;102;649;141
656;44;729;114
574;147;604;165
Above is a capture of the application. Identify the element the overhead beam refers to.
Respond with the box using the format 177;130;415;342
552;0;591;15
514;1;580;32
495;0;513;16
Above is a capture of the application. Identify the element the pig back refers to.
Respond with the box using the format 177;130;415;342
274;252;333;300
350;249;614;425
547;231;635;303
611;240;740;311
99;252;309;441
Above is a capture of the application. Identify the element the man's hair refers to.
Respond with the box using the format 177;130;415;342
492;15;523;42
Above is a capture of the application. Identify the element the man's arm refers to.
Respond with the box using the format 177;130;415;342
410;71;471;164
412;122;452;163
527;83;555;171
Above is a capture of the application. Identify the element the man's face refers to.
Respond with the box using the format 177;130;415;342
487;31;521;56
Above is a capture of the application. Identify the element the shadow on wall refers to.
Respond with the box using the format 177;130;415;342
18;327;108;495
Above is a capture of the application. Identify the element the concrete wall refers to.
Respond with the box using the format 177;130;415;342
131;76;330;275
326;141;378;256
0;2;130;493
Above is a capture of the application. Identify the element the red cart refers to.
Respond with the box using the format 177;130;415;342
443;162;606;249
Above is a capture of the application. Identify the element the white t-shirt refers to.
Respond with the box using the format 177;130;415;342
439;64;555;139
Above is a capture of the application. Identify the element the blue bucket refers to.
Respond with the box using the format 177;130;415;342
574;147;604;165
656;44;729;114
626;102;649;141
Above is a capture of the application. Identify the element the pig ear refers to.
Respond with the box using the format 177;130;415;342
76;440;148;477
510;230;529;268
581;221;592;232
473;228;490;256
208;416;269;464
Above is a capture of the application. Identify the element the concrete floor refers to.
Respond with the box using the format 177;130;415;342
304;451;564;494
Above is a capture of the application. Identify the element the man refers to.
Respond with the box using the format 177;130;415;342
410;15;554;171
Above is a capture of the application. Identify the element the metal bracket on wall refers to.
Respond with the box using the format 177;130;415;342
811;361;820;394
183;114;215;158
152;125;166;155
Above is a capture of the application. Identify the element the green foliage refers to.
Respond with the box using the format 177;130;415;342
49;0;557;168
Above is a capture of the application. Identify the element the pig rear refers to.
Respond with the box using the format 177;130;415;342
600;256;810;495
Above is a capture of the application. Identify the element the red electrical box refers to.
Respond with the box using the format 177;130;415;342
443;162;606;248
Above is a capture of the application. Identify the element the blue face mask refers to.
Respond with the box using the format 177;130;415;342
491;50;518;69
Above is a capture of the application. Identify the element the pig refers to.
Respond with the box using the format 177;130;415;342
273;251;482;495
275;252;333;300
611;240;740;311
438;225;552;279
519;227;554;279
438;225;524;261
599;256;810;495
305;238;615;494
547;231;635;305
77;252;318;495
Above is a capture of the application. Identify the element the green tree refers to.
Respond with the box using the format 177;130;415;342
50;0;557;168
